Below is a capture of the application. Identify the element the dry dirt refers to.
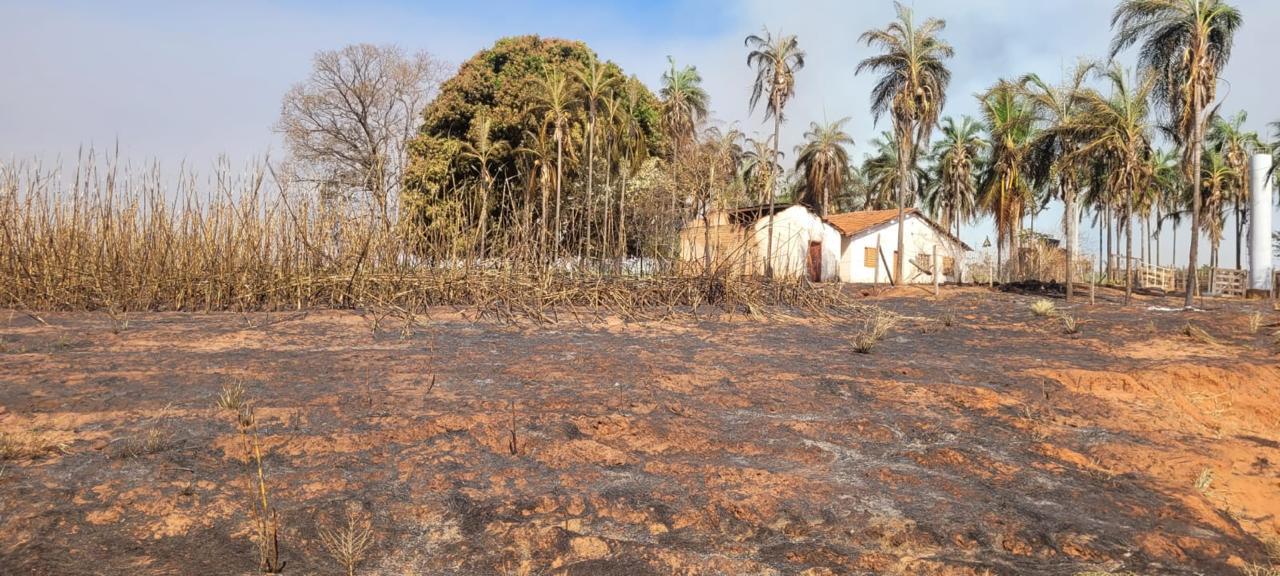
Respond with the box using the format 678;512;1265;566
1;287;1279;575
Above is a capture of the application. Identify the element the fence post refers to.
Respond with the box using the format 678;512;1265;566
933;245;940;297
874;235;881;288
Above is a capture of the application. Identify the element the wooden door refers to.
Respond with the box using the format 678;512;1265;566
807;241;822;282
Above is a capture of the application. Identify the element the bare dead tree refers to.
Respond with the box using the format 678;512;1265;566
277;44;447;225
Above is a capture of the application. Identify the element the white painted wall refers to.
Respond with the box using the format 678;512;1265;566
1249;153;1274;291
750;205;842;281
837;214;969;284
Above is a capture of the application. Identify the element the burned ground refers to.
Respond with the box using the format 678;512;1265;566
1;288;1278;575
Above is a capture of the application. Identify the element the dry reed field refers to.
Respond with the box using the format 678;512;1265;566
0;154;860;324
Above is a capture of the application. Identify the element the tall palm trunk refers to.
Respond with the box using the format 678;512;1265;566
477;171;490;259
894;126;910;285
586;106;596;260
555;127;564;259
764;97;781;279
602;156;612;271
540;168;549;259
618;160;628;269
1105;205;1113;280
1155;207;1162;267
1062;181;1077;300
1184;112;1204;307
1234;202;1243;269
1124;190;1134;305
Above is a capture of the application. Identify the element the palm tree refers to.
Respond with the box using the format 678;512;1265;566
1021;61;1095;299
1111;0;1243;307
660;56;710;223
741;135;783;203
1206;110;1263;269
1061;65;1156;304
698;126;745;270
573;54;619;258
794;118;854;217
516;124;556;257
857;2;953;284
1199;147;1234;270
531;69;577;256
862;132;924;211
1271;120;1280;189
977;80;1037;280
745;28;805;277
925;115;985;240
1151;147;1184;266
458;114;511;259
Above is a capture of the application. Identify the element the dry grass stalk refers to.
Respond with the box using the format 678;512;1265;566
217;380;247;413
1029;299;1056;317
1243;564;1280;576
1247;311;1263;335
0;154;858;323
1194;468;1214;495
0;430;69;460
850;310;898;354
121;428;174;459
1183;323;1219;346
1060;314;1079;335
218;389;285;573
507;400;519;456
319;504;375;576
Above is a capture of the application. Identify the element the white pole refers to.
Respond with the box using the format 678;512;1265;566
1249;154;1274;292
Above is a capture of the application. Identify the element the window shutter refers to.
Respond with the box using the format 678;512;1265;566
863;247;878;268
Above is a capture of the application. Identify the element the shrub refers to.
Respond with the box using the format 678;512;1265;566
1247;311;1263;335
850;310;897;354
1061;314;1079;335
0;430;68;460
319;505;375;576
1030;299;1056;317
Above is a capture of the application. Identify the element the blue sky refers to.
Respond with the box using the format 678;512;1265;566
2;0;1278;266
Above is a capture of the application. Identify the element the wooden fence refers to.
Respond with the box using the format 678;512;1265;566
1209;268;1247;298
1113;255;1251;299
1138;265;1176;292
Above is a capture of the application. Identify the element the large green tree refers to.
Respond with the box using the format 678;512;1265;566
857;2;953;284
1111;0;1242;306
404;35;663;254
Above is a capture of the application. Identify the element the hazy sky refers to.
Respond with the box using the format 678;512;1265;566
2;0;1277;265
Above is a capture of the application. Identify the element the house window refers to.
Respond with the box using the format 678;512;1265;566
863;247;878;268
943;256;956;276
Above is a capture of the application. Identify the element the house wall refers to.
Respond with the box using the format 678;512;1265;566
749;206;842;281
838;215;968;284
678;206;841;281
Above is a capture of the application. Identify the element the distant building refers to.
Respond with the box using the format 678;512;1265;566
679;205;970;284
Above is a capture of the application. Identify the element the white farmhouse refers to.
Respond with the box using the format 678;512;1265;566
679;205;969;285
679;204;841;281
826;208;971;284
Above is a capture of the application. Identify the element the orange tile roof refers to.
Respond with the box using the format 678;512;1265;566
824;208;917;236
824;208;972;250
